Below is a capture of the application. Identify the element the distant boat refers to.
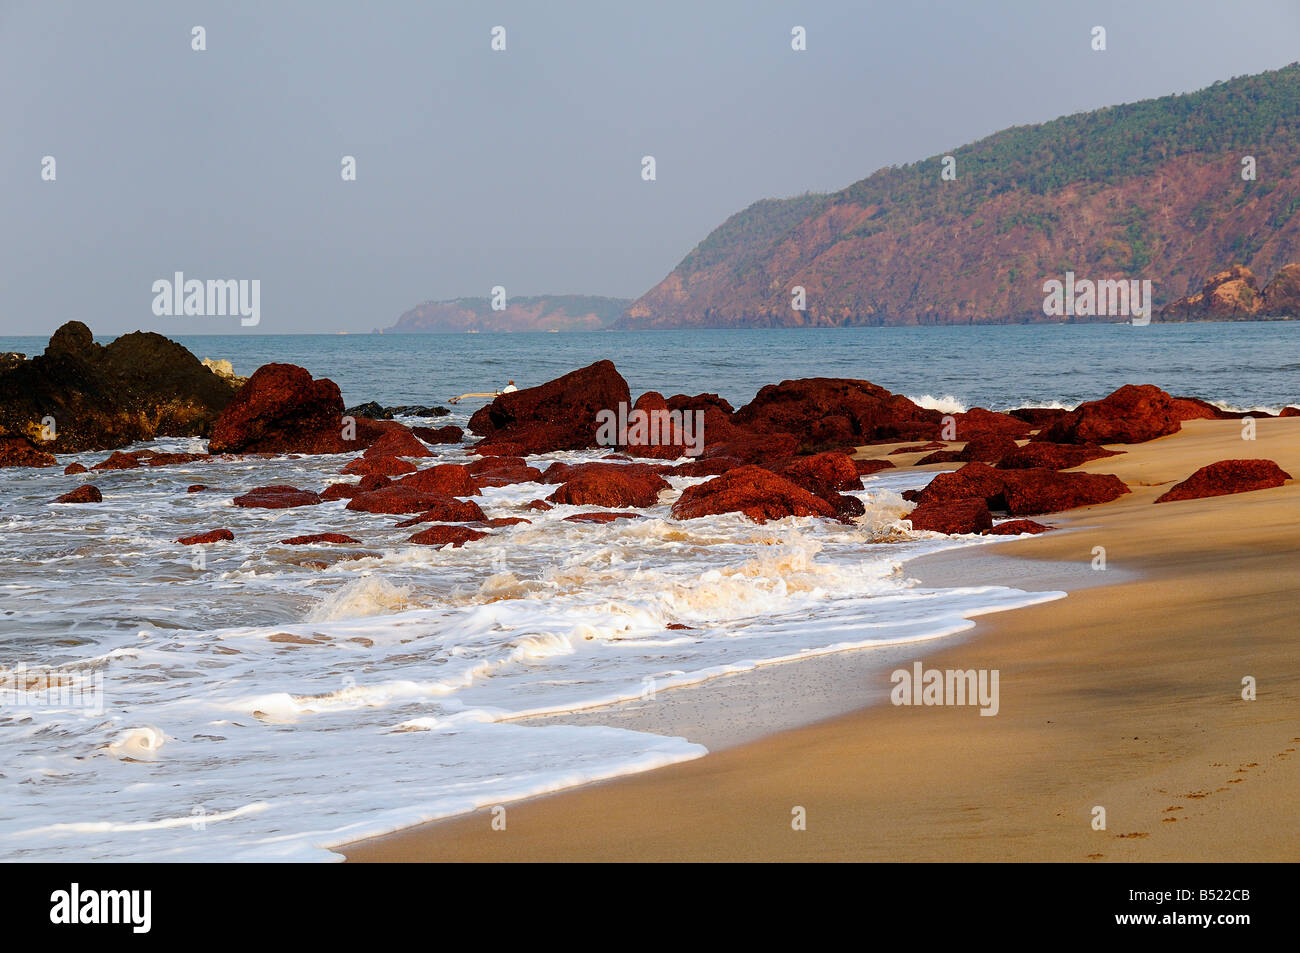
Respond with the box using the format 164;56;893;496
547;329;559;333
466;329;479;334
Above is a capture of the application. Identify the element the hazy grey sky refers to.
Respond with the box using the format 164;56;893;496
3;0;1299;336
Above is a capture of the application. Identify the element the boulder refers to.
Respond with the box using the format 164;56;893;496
209;363;352;454
776;451;863;492
341;455;418;476
997;442;1122;470
0;321;238;452
466;456;543;487
670;465;839;522
362;427;431;459
187;484;207;492
396;464;480;497
1282;407;1300;418
233;485;322;509
0;436;57;468
1035;384;1181;445
562;512;643;524
906;499;993;534
913;462;1129;515
280;533;361;545
546;465;671;508
1154;459;1291;503
393;498;488;525
1007;407;1071;428
90;450;142;471
951;408;1032;438
665;393;735;416
854;459;896;475
178;529;234;545
65;462;88;475
985;519;1053;535
346;485;463;514
54;485;102;503
732;378;939;451
407;525;488;547
525;499;554;511
469;360;631;454
1169;397;1248;421
411;425;464;444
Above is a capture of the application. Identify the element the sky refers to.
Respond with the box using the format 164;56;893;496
3;0;1300;336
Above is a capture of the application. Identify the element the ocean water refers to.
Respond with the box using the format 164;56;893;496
0;321;1294;861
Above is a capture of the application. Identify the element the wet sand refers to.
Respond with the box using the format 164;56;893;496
344;418;1300;861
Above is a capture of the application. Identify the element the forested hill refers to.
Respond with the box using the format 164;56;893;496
619;64;1300;327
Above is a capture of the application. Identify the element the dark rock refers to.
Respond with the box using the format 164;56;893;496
1035;384;1181;445
0;436;57;468
998;442;1122;470
209;364;352;455
280;533;361;545
395;464;480;497
984;519;1053;535
670;465;839;522
906;499;993;534
407;525;488;547
469;360;631;454
562;512;643;523
392;498;488;526
546;465;670;508
411;425;464;444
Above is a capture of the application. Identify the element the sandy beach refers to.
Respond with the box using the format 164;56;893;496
345;417;1300;862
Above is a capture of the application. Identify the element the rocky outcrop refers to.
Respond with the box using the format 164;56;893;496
1154;459;1291;503
562;512;643;523
393;499;488;525
465;457;542;487
407;525;489;547
912;462;1129;515
280;533;361;545
1160;265;1260;318
411;425;463;444
0;322;238;452
341;455;418;476
232;485;323;509
546;465;670;508
178;529;234;545
469;360;632;455
670;466;839;522
0;436;57;468
53;485;102;503
997;442;1122;470
362;427;431;460
1035;384;1182;445
906;499;993;535
918;433;1019;466
732;378;939;452
209;364;356;455
395;464;480;497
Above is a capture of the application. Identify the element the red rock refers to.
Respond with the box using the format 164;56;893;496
187;484;207;492
474;517;531;528
890;441;947;454
468;442;527;457
539;461;670;485
699;431;800;465
465;456;542;487
665;393;734;416
1008;407;1071;428
320;482;359;501
952;408;1032;438
233;485;322;509
674;456;741;477
209;363;353;454
562;512;644;524
547;465;670;508
618;391;691;459
733;378;937;451
54;485;102;503
362;427;431;460
407;525;488;547
1170;397;1249;421
671;465;839;522
913;462;1129;515
997;442;1122;470
854;458;896;475
342;455;417;476
347;485;462;514
1154;459;1291;503
984;519;1053;535
1035;384;1181;445
64;462;87;474
1000;470;1129;516
411;425;464;444
525;499;553;511
0;437;57;468
178;529;234;545
396;464;480;497
469;360;632;454
914;450;965;465
777;451;862;492
392;498;488;526
1280;407;1300;418
91;450;141;471
280;533;361;545
957;432;1020;463
906;499;993;534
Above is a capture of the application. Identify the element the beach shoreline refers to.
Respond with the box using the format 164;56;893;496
343;418;1300;862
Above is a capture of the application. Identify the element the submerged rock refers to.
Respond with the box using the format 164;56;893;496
232;485;323;509
53;485;102;504
178;529;234;545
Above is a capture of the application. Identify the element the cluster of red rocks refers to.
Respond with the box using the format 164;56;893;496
17;351;1294;546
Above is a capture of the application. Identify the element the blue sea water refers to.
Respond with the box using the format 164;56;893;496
3;321;1298;411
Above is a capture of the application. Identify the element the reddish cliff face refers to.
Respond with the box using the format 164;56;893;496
619;66;1300;328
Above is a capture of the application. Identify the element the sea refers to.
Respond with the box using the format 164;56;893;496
0;322;1295;861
